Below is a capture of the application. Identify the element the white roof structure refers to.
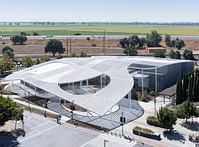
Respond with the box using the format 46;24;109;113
5;56;191;115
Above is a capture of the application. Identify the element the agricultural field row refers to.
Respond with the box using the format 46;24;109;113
0;24;199;36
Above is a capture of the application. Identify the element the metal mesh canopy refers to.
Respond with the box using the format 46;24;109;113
5;56;192;115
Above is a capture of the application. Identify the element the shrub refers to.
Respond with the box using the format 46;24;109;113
73;33;81;36
91;43;97;47
146;116;164;128
40;56;50;62
133;126;154;135
86;37;90;41
133;126;161;140
80;51;87;57
71;53;76;57
153;50;166;58
56;55;63;59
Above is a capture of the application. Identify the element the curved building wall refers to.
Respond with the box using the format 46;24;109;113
155;61;194;91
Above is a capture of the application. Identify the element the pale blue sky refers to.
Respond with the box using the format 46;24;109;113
0;0;199;22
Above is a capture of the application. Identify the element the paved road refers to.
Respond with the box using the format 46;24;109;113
4;111;99;147
23;35;199;40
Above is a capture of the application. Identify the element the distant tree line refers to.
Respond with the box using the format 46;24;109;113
176;71;199;105
120;30;162;56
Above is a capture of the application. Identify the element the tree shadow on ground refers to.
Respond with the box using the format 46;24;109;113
163;130;186;143
0;129;25;147
181;121;199;131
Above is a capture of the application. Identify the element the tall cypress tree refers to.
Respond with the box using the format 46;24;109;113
176;78;182;105
182;74;188;101
188;74;193;101
195;76;199;102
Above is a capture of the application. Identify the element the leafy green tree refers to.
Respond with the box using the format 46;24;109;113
138;37;146;48
0;57;15;74
45;39;65;56
168;50;181;59
153;50;166;58
123;47;137;56
120;38;129;48
165;34;172;47
11;35;27;45
172;38;185;50
2;46;14;59
178;100;197;123
0;96;23;126
175;51;181;59
146;30;162;47
120;35;145;56
22;56;34;67
183;49;195;60
157;107;177;131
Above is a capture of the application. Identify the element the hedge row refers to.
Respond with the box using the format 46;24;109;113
146;116;166;129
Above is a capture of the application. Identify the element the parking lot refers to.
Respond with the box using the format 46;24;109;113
0;111;99;147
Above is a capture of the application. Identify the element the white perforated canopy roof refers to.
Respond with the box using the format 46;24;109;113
6;56;191;115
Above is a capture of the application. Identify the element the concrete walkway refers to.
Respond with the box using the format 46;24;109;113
113;96;197;147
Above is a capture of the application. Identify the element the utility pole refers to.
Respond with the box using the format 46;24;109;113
66;37;69;56
69;36;72;54
103;29;106;56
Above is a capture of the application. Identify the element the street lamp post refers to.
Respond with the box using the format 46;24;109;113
154;98;157;115
120;112;126;136
154;67;158;115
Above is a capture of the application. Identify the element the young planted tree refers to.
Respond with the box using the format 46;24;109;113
178;100;197;123
157;107;177;132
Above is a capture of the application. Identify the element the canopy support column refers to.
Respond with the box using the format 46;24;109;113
128;91;132;109
100;75;103;89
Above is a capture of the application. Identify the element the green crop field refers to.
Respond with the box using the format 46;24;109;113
0;24;199;36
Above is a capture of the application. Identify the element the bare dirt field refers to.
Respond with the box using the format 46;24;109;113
0;38;123;56
0;38;199;57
